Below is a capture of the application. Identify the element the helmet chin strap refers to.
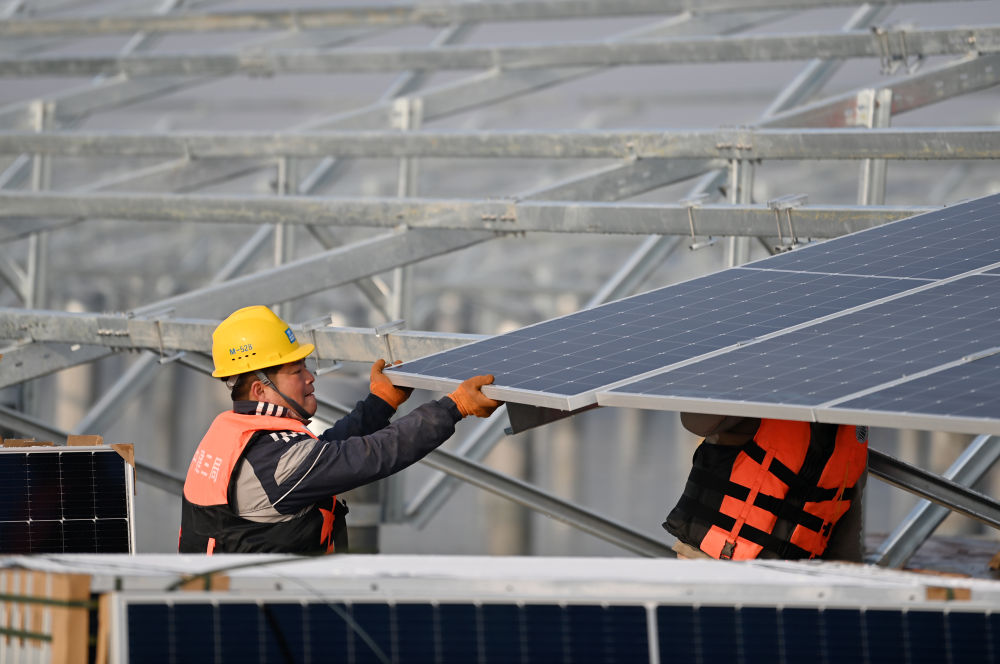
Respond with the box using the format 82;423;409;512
254;370;312;421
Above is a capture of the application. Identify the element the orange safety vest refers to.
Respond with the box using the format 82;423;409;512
179;411;343;554
665;420;867;560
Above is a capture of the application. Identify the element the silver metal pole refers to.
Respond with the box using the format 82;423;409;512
870;435;1000;568
2;26;996;77
868;449;1000;530
0;0;950;38
858;88;893;205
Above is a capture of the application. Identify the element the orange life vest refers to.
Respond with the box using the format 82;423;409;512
179;411;343;554
665;420;867;560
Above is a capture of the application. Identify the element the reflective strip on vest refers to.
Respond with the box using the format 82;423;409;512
696;420;867;560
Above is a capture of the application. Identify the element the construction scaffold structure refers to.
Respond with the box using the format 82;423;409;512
0;0;999;569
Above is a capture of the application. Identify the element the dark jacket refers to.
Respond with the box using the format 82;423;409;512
179;395;462;554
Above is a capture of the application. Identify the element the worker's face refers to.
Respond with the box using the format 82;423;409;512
266;359;317;417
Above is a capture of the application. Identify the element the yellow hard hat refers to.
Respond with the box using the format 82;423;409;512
211;305;314;378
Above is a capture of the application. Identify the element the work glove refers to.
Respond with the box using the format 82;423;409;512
370;359;413;410
448;375;502;418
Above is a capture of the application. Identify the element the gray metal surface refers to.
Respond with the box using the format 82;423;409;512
0;0;958;38
871;434;1000;568
2;0;998;556
4;127;999;160
0;191;932;237
2;26;996;77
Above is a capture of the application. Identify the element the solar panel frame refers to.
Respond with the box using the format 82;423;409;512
387;268;924;410
110;592;999;664
0;446;136;554
598;267;1000;435
388;192;1000;435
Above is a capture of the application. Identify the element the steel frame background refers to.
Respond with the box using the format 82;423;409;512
0;0;998;566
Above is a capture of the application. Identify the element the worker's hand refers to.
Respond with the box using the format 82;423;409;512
370;359;413;410
448;374;503;418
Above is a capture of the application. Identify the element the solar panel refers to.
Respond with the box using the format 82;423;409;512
122;598;650;664
116;595;995;664
389;269;918;410
388;192;1000;434
0;446;135;554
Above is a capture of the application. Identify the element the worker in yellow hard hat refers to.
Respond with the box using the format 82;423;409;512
179;305;500;554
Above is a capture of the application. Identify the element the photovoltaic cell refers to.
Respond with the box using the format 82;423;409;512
121;597;997;664
390;192;1000;430
124;600;650;664
0;447;134;554
653;605;994;664
389;268;917;409
823;352;1000;430
748;191;1000;280
607;274;998;403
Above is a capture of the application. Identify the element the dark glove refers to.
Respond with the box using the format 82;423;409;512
448;375;502;418
370;359;413;409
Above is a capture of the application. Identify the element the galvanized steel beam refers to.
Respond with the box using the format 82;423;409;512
868;448;1000;531
0;0;955;38
2;26;995;77
4;126;998;160
871;435;1000;568
0;308;483;363
766;52;1000;127
0;190;933;238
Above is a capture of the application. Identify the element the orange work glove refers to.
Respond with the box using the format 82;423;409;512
369;359;413;409
448;375;502;418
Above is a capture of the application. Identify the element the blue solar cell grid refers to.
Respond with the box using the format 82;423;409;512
391;192;1000;417
606;274;1000;418
126;601;650;664
655;605;995;664
828;351;1000;425
126;600;996;664
390;268;917;407
0;448;132;554
750;191;1000;279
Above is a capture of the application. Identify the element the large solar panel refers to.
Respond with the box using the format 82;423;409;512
388;192;1000;434
0;446;135;553
389;268;918;410
116;595;996;664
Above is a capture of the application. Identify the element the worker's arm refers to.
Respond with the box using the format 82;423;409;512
234;374;498;518
321;393;397;440
235;397;462;516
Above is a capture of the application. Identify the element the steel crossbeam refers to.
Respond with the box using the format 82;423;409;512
2;26;996;77
0;0;960;38
0;191;932;238
3;126;998;160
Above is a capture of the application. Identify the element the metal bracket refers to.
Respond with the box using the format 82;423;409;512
374;319;406;364
131;307;185;363
871;25;923;75
767;193;807;252
299;314;343;376
681;193;715;251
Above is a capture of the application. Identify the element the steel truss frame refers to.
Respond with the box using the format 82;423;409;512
0;0;997;564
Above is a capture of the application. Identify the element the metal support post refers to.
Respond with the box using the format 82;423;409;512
22;99;53;417
858;88;893;205
275;156;298;322
870;435;1000;568
726;159;753;267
